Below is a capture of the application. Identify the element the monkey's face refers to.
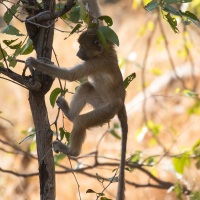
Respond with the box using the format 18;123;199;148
77;31;103;61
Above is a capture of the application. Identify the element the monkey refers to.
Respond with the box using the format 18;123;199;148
25;1;128;199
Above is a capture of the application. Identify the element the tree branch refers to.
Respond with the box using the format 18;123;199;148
0;66;41;90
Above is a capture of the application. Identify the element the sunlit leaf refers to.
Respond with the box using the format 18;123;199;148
20;39;34;55
147;120;161;136
130;151;142;163
187;101;200;115
7;56;17;67
98;15;113;26
183;89;198;98
0;62;4;68
144;0;159;11
173;153;190;174
0;48;8;60
123;72;136;89
1;25;24;36
180;11;200;28
4;4;19;24
165;13;179;33
98;26;119;46
54;153;66;163
150;67;162;75
3;39;21;49
50;88;62;107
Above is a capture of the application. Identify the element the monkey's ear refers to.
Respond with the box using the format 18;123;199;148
94;40;103;53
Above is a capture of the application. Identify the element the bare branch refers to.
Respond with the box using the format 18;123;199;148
0;67;41;90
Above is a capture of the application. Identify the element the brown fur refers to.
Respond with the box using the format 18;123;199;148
25;3;128;200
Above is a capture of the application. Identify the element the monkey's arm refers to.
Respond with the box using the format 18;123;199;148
25;57;96;81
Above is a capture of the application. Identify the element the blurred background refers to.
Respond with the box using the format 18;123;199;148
0;0;200;199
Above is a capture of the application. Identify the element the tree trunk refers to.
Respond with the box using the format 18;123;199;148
27;0;56;199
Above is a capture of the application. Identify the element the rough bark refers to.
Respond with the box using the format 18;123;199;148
27;0;56;199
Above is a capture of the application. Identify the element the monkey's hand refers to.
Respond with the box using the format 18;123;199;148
25;57;36;68
52;140;79;157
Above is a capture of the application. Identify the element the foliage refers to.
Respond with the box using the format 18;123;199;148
141;0;200;33
1;0;200;199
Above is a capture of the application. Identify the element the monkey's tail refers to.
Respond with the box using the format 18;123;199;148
117;105;128;200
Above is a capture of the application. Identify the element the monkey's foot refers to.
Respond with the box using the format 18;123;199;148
52;140;79;157
56;96;69;109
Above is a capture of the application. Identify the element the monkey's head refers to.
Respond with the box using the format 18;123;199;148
77;30;112;61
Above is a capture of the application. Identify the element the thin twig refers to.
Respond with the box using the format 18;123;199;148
0;76;28;89
0;116;14;126
158;13;186;89
68;157;82;200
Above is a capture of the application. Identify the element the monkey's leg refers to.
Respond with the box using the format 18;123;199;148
54;83;104;156
68;99;122;156
67;82;103;121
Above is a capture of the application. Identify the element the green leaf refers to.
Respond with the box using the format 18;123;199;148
114;122;120;129
20;39;34;55
162;4;181;16
100;197;112;200
54;153;66;163
86;189;96;194
97;29;108;49
123;72;136;89
4;5;19;24
3;39;20;49
79;2;87;22
7;56;17;67
69;6;80;23
183;89;198;98
59;127;70;142
107;175;118;182
109;129;121;139
55;3;65;12
69;24;82;36
187;100;200;115
0;49;8;60
190;191;200;200
50;88;62;107
173;153;190;174
147;120;161;136
180;11;200;28
130;151;141;163
96;173;104;183
165;13;179;33
0;62;4;68
144;0;159;11
192;139;200;151
98;15;113;26
98;26;119;46
1;25;24;36
165;0;191;3
180;11;199;21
